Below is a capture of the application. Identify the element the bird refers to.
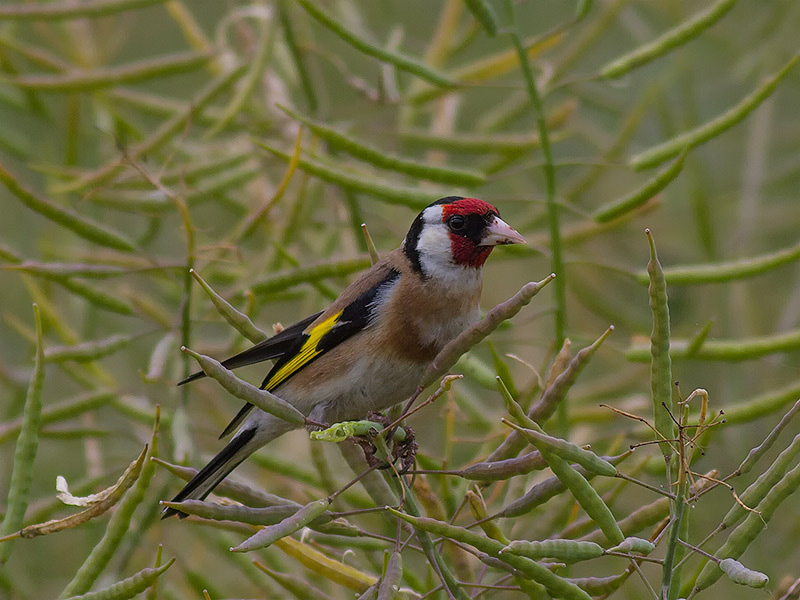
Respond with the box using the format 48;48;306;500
163;196;525;518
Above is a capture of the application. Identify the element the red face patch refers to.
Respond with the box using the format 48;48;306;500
440;198;499;219
449;237;493;267
441;198;499;268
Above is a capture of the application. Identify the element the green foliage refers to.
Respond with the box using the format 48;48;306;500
1;1;799;599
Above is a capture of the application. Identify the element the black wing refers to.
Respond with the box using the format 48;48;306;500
185;267;400;440
258;268;401;392
177;311;324;386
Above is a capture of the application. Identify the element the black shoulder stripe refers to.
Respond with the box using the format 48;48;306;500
316;268;400;354
218;310;323;370
177;311;323;386
259;268;401;390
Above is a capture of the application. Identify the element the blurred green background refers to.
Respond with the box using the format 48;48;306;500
1;0;799;598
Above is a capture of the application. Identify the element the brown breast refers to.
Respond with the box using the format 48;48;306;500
372;256;482;363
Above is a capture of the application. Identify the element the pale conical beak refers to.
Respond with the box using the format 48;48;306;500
479;216;526;246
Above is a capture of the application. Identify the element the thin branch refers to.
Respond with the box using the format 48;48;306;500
615;472;676;500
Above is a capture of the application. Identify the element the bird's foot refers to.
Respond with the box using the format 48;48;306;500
355;412;417;474
391;426;418;474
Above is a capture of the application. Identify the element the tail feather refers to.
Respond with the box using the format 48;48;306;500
162;427;258;519
218;403;254;440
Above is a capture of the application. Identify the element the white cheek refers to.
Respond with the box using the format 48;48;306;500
413;205;484;290
416;225;452;266
417;225;462;281
417;225;483;290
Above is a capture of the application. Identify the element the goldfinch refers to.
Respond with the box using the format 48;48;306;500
163;196;525;517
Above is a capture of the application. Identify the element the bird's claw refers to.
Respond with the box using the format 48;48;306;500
355;412;417;474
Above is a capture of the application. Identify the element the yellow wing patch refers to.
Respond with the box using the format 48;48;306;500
262;310;343;391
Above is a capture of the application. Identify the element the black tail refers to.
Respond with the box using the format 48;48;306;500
162;427;257;519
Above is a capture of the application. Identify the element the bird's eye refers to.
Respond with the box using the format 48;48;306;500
448;215;466;232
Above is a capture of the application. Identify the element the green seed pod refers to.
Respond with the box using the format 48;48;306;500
0;162;137;252
280;106;485;187
254;561;338;600
400;129;543;154
567;573;627;595
458;450;548;481
510;423;617;477
255;142;439;210
0;305;45;565
646;230;676;458
608;536;655;555
625;329;800;362
501;453;630;518
191;269;266;343
6;51;210;92
736;399;800;476
294;0;453;87
45;335;130;363
87;189;171;213
0;0;166;20
542;450;624;545
723;382;800;424
600;0;737;79
0;389;115;444
722;433;800;529
593;150;686;223
57;279;135;316
385;508;589;599
490;327;613;462
59;409;161;598
159;499;356;536
8;261;127;278
62;558;175;600
159;500;317;526
467;489;508;544
630;54;799;169
386;508;504;555
464;0;498;36
231;498;331;552
694;461;800;591
502;539;603;563
377;551;402;600
56;64;248;194
181;346;306;425
634;242;800;287
718;558;769;588
153;458;297;509
250;257;372;295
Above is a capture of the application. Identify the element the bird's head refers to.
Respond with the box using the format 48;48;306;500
403;196;525;278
